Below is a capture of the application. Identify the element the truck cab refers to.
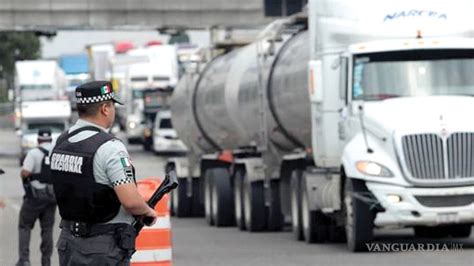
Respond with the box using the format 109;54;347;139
18;100;71;164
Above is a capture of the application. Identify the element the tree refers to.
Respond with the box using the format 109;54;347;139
0;32;41;102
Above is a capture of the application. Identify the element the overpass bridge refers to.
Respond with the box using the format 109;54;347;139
0;0;272;31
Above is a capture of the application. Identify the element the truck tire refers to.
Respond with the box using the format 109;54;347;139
344;179;375;252
301;177;328;243
204;170;214;225
166;164;176;216
267;180;284;231
191;178;205;216
328;222;346;243
234;170;246;230
290;170;303;240
449;224;472;238
173;177;192;217
243;174;266;232
210;168;235;227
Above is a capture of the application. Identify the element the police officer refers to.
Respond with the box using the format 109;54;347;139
17;128;56;266
50;81;157;265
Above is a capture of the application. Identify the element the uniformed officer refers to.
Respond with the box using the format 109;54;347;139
50;81;157;265
17;128;56;266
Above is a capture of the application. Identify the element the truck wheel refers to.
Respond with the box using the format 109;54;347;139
243;174;266;232
301;178;328;243
290;170;303;240
174;177;192;217
328;222;346;243
267;180;284;231
449;224;472;238
191;178;204;216
234;170;246;230
344;179;374;252
204;170;214;225
166;164;176;216
414;226;450;238
210;168;235;227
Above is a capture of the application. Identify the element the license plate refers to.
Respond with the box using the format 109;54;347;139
436;212;459;224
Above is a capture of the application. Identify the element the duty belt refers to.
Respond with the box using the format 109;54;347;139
61;220;125;237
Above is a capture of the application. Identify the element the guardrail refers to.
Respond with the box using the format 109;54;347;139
0;102;13;115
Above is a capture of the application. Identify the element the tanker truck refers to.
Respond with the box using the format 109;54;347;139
167;0;474;251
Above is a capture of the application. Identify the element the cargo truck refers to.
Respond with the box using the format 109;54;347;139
167;0;474;251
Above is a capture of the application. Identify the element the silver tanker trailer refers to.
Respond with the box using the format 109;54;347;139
167;0;474;251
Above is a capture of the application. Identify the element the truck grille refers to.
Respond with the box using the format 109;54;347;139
401;133;474;181
415;194;474;208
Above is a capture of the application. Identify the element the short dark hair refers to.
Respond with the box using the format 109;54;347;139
76;100;113;117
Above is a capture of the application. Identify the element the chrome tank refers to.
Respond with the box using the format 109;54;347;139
171;31;311;154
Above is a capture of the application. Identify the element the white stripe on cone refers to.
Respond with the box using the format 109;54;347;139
142;215;170;230
131;248;172;263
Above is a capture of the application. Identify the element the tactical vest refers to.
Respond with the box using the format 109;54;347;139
31;146;52;184
50;126;124;223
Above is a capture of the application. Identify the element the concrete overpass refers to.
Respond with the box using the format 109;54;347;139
0;0;271;31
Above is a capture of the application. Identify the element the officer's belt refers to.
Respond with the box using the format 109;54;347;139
60;220;128;237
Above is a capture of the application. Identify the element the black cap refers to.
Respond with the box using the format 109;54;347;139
38;128;52;141
75;81;123;105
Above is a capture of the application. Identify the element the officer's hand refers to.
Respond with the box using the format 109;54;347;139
143;207;158;226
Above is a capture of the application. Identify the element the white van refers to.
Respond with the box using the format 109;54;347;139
152;110;187;154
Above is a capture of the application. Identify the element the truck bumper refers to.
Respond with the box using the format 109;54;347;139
153;137;187;153
366;182;474;228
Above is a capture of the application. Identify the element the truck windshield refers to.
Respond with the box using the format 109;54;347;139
159;118;172;129
20;85;52;90
25;122;65;133
352;49;474;101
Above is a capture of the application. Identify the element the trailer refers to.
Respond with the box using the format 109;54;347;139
167;0;474;251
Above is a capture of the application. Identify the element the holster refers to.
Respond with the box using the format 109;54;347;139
116;224;137;258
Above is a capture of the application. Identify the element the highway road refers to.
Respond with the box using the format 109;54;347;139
1;118;473;266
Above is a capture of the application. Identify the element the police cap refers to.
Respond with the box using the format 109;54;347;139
38;128;52;141
75;81;123;105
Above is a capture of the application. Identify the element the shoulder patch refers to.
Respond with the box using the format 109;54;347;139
120;157;134;179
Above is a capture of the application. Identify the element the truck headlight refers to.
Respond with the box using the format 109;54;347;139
356;161;393;177
128;121;136;129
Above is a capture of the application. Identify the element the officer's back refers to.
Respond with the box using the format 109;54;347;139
50;81;157;266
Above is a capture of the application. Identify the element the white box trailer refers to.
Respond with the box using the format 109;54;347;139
15;60;67;102
167;0;474;251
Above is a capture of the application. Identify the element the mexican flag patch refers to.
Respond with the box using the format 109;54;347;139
120;157;132;168
100;84;112;94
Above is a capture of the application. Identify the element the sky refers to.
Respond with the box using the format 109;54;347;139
40;30;210;58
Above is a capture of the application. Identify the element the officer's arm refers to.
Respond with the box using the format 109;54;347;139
21;151;35;180
114;184;157;217
103;141;157;218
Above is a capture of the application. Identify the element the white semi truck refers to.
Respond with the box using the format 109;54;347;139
167;0;474;251
18;100;71;164
124;46;179;149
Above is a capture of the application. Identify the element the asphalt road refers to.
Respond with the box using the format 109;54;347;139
1;122;473;266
